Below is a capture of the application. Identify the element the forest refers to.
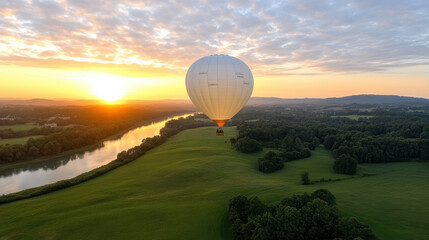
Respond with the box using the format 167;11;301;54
230;104;429;174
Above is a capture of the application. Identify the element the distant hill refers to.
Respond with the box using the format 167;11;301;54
324;95;429;104
0;98;104;106
0;98;194;107
0;95;428;106
248;95;429;105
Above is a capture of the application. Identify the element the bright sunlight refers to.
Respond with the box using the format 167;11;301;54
86;72;127;102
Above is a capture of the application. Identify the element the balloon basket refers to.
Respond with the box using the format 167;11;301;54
216;127;224;136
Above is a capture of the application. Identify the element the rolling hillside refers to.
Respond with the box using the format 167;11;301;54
0;127;428;239
248;95;429;105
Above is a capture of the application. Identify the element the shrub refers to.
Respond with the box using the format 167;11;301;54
301;172;310;185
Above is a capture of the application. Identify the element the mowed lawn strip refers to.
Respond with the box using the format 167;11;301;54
331;115;375;120
0;135;43;145
0;124;40;132
0;127;428;239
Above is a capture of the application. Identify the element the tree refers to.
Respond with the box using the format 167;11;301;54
300;148;311;158
281;134;295;151
262;151;274;160
281;192;313;209
311;189;336;206
301;172;310;185
420;140;429;160
258;151;284;173
323;135;336;149
231;219;245;240
299;199;339;240
334;154;357;175
248;196;266;217
28;146;39;157
421;130;429;139
335;217;377;240
283;150;301;161
274;206;302;240
229;195;250;223
235;137;262;153
251;212;278;240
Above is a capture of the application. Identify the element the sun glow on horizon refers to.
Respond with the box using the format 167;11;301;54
86;73;127;102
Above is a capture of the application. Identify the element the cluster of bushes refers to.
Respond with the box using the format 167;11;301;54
232;125;315;160
258;151;284;173
0;115;208;204
230;131;315;174
231;135;313;174
229;189;377;240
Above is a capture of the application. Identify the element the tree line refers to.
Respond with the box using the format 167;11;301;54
229;105;429;174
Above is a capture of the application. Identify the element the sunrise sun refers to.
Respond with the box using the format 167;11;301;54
88;73;126;102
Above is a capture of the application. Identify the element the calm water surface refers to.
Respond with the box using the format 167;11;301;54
0;113;193;195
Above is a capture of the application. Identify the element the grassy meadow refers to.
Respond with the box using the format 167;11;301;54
0;124;40;132
0;135;43;145
331;115;374;120
0;127;428;239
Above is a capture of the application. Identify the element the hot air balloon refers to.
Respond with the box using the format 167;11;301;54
185;54;254;135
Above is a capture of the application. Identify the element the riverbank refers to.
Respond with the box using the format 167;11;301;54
0;114;208;203
0;110;194;172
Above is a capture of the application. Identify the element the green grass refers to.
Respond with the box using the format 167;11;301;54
0;123;40;132
407;109;428;113
0;135;43;145
332;115;374;120
0;127;428;239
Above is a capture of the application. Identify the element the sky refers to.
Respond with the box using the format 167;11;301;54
1;0;429;100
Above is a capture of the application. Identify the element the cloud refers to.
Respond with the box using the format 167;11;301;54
0;0;428;75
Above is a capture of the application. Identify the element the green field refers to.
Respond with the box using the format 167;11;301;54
407;109;428;113
0;135;43;145
0;127;428;239
0;124;40;132
332;115;374;120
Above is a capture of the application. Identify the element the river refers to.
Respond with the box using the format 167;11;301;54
0;113;194;195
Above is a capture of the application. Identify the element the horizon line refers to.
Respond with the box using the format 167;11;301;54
1;94;429;101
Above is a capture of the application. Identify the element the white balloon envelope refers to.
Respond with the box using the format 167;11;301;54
185;54;254;131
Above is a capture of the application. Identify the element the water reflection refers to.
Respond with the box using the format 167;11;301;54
0;113;193;195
